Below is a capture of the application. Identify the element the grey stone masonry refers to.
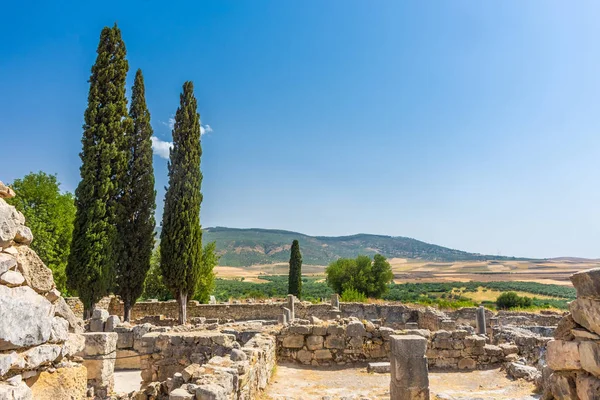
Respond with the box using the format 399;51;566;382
390;335;430;400
331;294;340;310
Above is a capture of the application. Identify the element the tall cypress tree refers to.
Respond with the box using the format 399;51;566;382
115;69;156;322
67;24;130;316
288;240;302;298
160;81;203;324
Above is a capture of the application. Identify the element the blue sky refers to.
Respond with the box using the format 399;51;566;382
1;1;600;258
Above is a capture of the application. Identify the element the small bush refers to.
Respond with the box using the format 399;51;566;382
496;291;533;310
341;288;368;303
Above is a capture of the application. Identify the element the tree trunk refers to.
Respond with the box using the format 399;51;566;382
123;301;131;323
84;301;96;320
178;291;188;325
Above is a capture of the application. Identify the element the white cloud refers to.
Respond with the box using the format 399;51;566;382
151;136;172;159
168;117;176;130
201;124;213;135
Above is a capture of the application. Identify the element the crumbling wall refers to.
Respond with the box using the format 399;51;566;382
545;268;600;399
276;319;394;365
0;181;86;399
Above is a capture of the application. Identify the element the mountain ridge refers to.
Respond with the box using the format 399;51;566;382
197;226;532;267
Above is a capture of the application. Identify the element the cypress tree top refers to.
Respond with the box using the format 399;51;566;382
288;239;303;298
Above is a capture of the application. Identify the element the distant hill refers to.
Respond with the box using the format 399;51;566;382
198;227;525;267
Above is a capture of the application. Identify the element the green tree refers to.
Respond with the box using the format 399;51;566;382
114;69;157;322
496;291;534;310
7;172;75;294
160;81;203;324
288;240;302;298
326;254;393;299
194;242;219;303
67;24;131;315
142;247;172;301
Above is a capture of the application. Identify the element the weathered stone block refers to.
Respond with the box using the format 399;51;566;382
327;325;345;336
105;315;120;332
548;372;578;400
54;297;84;333
22;344;62;369
49;316;69;343
570;298;600;335
576;373;600;400
0;253;16;275
115;327;134;349
297;349;312;364
498;343;519;355
289;325;311;335
580;341;600;376
571;268;600;298
15;246;54;293
547;340;581;371
306;335;324;351
0;285;53;350
282;335;304;349
314;349;332;360
483;344;503;357
28;364;87;400
390;335;428;358
389;335;429;400
169;387;194;400
0;379;32;400
79;332;118;356
62;333;85;357
346;321;367;337
324;335;345;349
0;270;24;286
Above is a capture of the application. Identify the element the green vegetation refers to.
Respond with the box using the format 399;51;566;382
288;240;302;298
202;227;529;267
67;25;131;314
115;69;156;322
496;292;533;310
160;81;204;324
326;254;393;298
142;247;171;301
194;276;573;310
7;172;76;294
341;288;368;302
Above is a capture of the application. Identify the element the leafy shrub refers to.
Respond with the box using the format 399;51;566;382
496;291;534;309
341;288;368;302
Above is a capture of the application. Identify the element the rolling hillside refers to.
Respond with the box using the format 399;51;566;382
201;227;524;267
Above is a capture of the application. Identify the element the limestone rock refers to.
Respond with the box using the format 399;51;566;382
0;182;15;199
230;349;247;361
548;372;578;400
15;246;54;293
570;298;600;335
0;270;24;286
554;314;578;341
282;335;304;349
115;349;141;370
79;332;117;356
14;226;33;245
0;379;33;400
104;315;120;332
22;344;62;369
92;308;109;320
306;335;324;351
44;288;61;303
0;285;53;350
28;364;87;400
547;340;581;371
346;321;367;337
62;333;86;357
181;364;205;382
576;373;600;400
54;297;84;333
506;362;541;382
571;268;600;298
195;383;227;400
49;316;69;343
0;199;26;248
169;388;194;400
0;253;16;275
0;352;17;377
580;340;600;376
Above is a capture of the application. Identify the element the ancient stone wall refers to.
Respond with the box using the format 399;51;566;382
276;319;394;365
129;333;276;400
0;182;87;399
427;329;516;369
545;268;600;399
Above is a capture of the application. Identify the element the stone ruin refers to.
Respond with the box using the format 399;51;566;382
544;268;600;399
0;181;86;399
4;179;595;399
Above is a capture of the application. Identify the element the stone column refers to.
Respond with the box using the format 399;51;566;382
282;307;292;324
331;294;340;310
390;335;429;400
287;294;295;321
476;306;486;335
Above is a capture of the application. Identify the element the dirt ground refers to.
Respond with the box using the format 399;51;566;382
262;364;540;400
114;370;142;394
